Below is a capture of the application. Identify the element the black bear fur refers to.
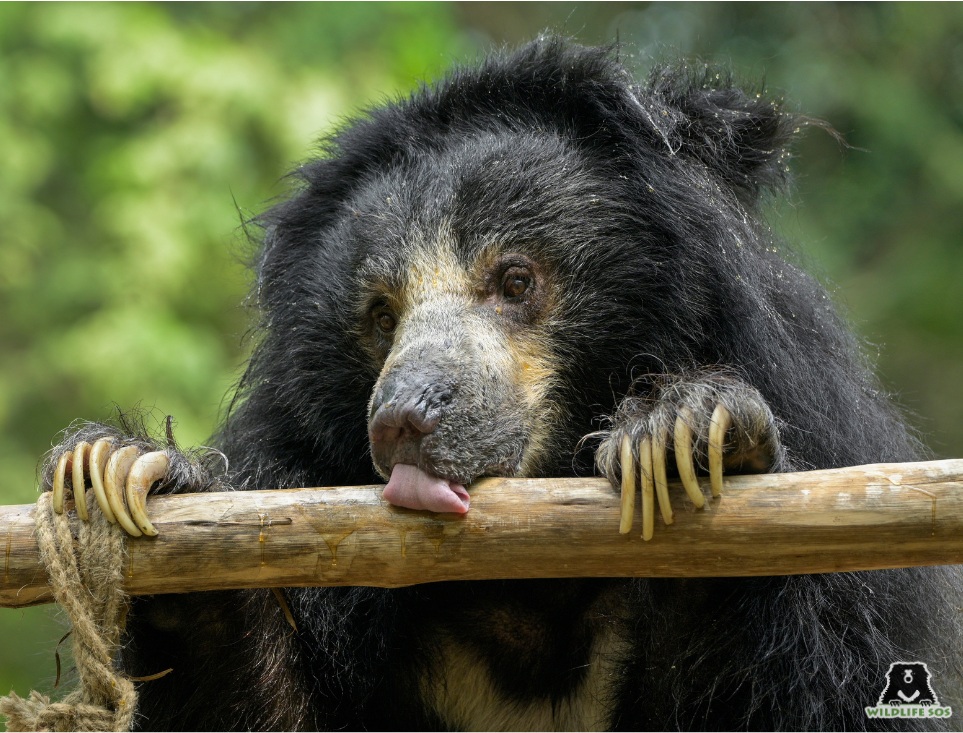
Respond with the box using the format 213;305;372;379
47;37;963;730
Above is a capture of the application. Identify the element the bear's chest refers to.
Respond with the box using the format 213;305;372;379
424;625;627;731
415;580;629;730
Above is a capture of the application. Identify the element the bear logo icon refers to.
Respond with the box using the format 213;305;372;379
878;662;939;707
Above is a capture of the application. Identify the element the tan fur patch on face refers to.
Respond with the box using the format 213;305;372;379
373;232;471;373
506;330;559;476
396;226;472;311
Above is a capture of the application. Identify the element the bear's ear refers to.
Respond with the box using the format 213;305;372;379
641;65;805;201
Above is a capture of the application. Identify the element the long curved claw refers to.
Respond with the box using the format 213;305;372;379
708;403;731;498
125;451;168;537
638;436;655;541
645;435;673;526
619;434;635;534
71;441;91;520
104;445;143;537
652;429;672;529
52;451;71;514
674;411;705;509
89;439;117;524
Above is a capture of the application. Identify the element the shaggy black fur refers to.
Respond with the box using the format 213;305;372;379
47;37;962;730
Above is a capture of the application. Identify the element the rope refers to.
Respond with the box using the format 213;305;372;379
1;492;136;732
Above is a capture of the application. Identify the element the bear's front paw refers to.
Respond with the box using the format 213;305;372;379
45;416;221;538
51;438;169;537
595;372;783;540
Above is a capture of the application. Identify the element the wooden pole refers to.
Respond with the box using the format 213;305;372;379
3;459;963;609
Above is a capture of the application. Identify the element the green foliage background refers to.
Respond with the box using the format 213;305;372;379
2;2;961;705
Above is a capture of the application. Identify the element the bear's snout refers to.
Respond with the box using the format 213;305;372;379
369;369;454;470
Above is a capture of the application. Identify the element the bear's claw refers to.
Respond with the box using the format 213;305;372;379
618;403;733;541
51;439;168;537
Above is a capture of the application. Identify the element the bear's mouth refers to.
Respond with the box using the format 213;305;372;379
382;463;471;513
380;451;524;515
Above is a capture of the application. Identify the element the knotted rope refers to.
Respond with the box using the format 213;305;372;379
1;492;136;732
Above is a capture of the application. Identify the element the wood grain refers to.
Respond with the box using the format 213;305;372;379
3;459;962;609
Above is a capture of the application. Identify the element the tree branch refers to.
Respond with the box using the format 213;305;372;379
3;459;962;609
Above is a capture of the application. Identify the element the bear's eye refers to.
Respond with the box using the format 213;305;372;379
502;267;532;300
371;304;396;334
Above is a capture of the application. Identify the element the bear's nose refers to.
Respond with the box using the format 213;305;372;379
368;376;453;449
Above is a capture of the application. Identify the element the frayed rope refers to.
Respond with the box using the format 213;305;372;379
1;492;136;731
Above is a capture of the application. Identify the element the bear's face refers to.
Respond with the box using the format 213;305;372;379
321;123;669;505
364;246;552;484
352;134;594;497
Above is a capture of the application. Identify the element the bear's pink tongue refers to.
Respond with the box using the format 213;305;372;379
382;463;470;514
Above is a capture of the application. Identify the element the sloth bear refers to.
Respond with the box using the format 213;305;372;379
47;37;962;730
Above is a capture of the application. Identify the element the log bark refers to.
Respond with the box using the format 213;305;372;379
3;459;963;609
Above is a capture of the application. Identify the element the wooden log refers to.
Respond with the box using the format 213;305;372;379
2;459;963;609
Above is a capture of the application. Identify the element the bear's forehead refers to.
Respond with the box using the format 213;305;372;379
345;130;635;285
